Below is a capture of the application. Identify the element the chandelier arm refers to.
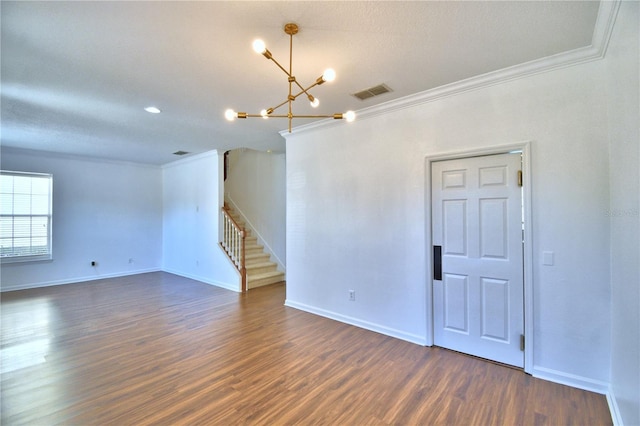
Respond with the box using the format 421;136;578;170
243;114;342;119
288;31;295;133
288;96;292;131
290;114;340;118
289;32;293;77
267;56;292;78
269;99;290;113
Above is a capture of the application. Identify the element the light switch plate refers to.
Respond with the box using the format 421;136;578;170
543;251;554;266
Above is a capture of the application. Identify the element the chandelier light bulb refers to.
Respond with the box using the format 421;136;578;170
322;68;336;83
225;109;237;121
260;109;269;119
252;39;266;54
345;110;356;122
310;98;319;108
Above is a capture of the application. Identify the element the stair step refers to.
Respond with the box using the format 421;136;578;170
245;252;270;263
248;270;285;289
247;261;277;275
245;244;264;254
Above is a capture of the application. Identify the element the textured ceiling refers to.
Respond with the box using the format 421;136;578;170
1;1;600;165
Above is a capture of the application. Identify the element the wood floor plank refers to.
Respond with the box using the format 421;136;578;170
1;272;612;425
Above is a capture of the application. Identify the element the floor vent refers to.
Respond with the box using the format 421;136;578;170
352;83;392;101
173;151;190;156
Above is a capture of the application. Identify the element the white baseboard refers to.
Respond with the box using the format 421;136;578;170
162;268;240;293
0;268;161;292
284;299;427;346
1;268;241;293
606;387;624;426
531;365;610;394
533;367;621;425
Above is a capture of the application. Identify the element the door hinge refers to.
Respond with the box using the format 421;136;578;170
517;170;523;187
520;334;525;351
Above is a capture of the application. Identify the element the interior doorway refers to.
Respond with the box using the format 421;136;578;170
429;148;530;369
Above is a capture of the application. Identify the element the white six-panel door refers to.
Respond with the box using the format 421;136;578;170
432;153;524;368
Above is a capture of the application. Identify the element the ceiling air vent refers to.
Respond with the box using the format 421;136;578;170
351;83;392;101
173;150;190;156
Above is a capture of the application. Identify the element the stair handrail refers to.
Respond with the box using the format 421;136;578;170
220;204;247;292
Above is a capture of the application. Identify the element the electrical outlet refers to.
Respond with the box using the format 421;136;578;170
349;290;356;301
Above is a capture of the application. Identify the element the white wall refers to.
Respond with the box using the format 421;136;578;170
605;2;640;425
0;148;162;290
284;40;620;390
162;151;239;291
225;149;286;270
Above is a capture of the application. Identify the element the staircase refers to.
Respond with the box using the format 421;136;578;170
225;205;285;289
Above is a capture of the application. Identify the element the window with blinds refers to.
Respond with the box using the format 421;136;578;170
0;171;53;262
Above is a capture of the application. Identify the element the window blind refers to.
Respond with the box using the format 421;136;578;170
0;171;53;262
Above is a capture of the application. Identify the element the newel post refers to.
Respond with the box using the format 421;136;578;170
240;229;247;292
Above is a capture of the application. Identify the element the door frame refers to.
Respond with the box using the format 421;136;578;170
425;141;533;373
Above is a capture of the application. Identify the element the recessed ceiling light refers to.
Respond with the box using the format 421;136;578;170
144;106;161;114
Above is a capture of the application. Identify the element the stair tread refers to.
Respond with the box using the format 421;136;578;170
247;260;276;265
247;261;277;269
245;252;269;259
248;270;284;279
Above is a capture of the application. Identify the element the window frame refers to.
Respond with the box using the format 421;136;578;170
0;170;53;264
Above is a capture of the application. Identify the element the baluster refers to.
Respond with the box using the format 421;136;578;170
229;220;233;255
239;228;243;267
233;226;238;263
230;222;234;260
237;227;241;267
235;226;240;266
233;227;237;265
225;216;230;251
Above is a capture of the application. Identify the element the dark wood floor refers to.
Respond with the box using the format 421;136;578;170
2;272;611;425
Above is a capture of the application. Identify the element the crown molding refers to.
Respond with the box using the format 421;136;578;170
161;149;220;169
282;0;621;139
0;146;162;169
